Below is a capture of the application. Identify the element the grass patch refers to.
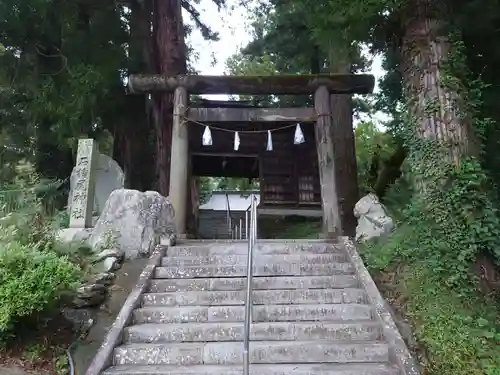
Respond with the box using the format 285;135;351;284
360;232;500;375
260;216;321;239
278;220;321;239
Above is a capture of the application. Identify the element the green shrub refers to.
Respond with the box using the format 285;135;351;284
0;167;86;339
0;241;81;336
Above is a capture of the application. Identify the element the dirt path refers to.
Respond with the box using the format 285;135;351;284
72;258;148;375
0;365;48;375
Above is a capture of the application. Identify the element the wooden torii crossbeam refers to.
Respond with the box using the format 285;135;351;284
128;74;375;237
128;74;375;95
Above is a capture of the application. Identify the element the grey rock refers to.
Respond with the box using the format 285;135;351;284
88;189;177;259
73;294;106;308
73;283;108;308
354;193;394;243
56;227;93;244
95;248;125;263
90;272;116;286
77;283;107;299
61;307;96;330
102;256;120;272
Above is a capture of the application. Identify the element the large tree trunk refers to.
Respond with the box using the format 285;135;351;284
118;97;154;191
328;48;359;237
152;0;187;196
115;0;154;191
34;8;75;183
401;2;478;163
373;143;407;198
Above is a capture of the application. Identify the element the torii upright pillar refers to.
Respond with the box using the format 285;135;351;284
169;86;189;235
314;85;341;236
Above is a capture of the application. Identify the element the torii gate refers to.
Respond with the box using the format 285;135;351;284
128;74;375;237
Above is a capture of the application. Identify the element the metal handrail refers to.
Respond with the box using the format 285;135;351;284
225;192;239;239
243;193;258;375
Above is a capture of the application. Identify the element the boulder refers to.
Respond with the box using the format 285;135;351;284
89;272;116;286
354;193;394;242
68;152;125;216
56;228;93;244
102;256;120;272
73;283;108;308
88;189;176;259
93;248;125;263
62;307;96;332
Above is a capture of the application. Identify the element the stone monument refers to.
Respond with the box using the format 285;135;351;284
69;138;98;228
68;151;124;217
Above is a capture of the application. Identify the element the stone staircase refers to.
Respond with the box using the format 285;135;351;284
90;239;418;375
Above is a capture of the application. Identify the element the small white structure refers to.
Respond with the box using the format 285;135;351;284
198;190;260;239
354;193;394;242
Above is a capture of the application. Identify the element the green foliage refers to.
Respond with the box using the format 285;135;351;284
362;252;500;374
277;220;321;239
403;265;500;375
199;177;214;205
226;0;373;111
0;240;81;336
0;0;233;187
213;177;259;191
392;32;500;278
360;25;500;374
354;122;395;194
0;168;85;339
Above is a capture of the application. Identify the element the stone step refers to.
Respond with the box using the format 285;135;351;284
167;243;343;257
133;304;374;324
161;253;348;267
154;263;354;279
104;363;399;375
141;289;367;307
124;321;383;343
113;341;389;365
148;275;360;293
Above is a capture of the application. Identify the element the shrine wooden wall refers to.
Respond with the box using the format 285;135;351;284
259;124;320;206
189;121;321;207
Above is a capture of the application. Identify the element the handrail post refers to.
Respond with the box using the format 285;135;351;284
226;192;239;239
253;196;258;240
239;218;243;239
243;193;256;375
245;210;249;239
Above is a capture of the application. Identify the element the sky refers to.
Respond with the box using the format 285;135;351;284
184;0;386;112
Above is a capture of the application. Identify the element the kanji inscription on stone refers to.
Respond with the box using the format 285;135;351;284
69;138;97;228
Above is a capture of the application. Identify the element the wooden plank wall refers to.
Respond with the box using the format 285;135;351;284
259;124;320;206
188;120;321;207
